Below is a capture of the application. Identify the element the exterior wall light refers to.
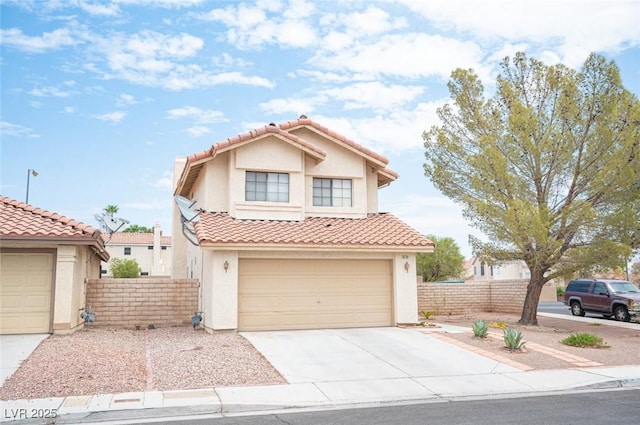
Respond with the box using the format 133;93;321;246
223;260;229;273
404;261;410;272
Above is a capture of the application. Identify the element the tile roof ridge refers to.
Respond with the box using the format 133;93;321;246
278;117;389;166
207;123;326;158
0;194;101;237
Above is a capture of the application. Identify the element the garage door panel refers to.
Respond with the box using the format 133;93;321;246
0;252;54;334
239;259;392;331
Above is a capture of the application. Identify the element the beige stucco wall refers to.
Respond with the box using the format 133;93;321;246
52;245;102;334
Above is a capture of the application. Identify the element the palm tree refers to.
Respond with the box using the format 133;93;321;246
103;205;119;217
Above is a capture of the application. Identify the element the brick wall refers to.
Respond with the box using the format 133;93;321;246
418;280;531;315
86;278;199;328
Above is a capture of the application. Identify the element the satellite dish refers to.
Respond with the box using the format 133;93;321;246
175;195;202;246
104;216;130;233
175;195;201;223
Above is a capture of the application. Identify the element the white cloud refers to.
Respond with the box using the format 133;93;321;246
200;0;317;49
303;98;445;154
114;0;204;8
397;0;640;68
276;20;317;48
93;111;126;123
117;93;152;106
165;106;226;124
144;171;174;190
88;30;273;90
77;1;120;16
0;27;80;53
259;98;316;115
0;121;40;138
28;85;73;97
321;82;425;112
211;53;251;68
186;126;211;138
309;33;488;81
334;6;408;37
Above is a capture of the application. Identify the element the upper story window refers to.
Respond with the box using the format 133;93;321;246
313;178;352;207
124;247;131;255
245;171;289;202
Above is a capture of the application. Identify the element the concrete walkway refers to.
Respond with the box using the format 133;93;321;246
1;317;639;423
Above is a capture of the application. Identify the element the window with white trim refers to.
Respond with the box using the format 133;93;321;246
313;178;352;207
245;171;289;202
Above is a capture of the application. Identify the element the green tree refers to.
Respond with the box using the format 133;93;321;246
124;224;153;233
110;258;141;278
417;235;466;282
423;52;639;325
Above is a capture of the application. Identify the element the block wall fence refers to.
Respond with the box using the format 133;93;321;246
85;278;557;329
417;279;558;316
86;278;199;328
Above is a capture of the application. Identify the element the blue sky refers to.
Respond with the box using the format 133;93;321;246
1;0;639;258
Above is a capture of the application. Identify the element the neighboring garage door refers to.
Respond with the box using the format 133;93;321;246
239;259;392;331
0;252;54;334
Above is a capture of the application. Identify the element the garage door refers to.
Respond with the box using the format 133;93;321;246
239;259;392;331
0;252;54;334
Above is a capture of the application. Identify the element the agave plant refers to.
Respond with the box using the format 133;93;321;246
472;319;488;338
503;327;526;351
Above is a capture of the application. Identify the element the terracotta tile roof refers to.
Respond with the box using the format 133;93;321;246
195;212;434;251
0;195;109;261
175;117;398;196
104;232;171;245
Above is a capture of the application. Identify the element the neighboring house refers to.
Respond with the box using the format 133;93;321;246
0;196;109;335
101;224;172;276
470;256;531;281
172;116;435;332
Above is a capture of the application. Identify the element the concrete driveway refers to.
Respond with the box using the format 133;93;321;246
242;327;519;384
0;334;49;386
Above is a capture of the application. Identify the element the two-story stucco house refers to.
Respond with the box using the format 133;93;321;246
172;117;434;332
101;224;172;277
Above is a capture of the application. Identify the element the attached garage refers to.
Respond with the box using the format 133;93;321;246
1;195;110;335
0;252;54;334
238;258;393;331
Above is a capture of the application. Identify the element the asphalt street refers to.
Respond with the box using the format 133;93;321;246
116;389;640;425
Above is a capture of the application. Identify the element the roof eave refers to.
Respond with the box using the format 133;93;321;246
197;242;435;253
0;235;110;261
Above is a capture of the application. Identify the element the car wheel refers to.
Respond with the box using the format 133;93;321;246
613;305;630;322
570;301;585;317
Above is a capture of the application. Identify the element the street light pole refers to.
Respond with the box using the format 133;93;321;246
26;169;38;204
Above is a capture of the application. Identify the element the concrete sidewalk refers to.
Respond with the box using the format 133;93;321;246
2;365;639;423
2;321;640;423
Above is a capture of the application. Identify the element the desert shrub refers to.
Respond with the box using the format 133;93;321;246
421;311;435;320
561;333;609;348
110;258;141;278
503;327;526;351
472;320;488;338
489;320;508;329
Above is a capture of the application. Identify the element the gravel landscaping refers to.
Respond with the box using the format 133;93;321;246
0;327;285;400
